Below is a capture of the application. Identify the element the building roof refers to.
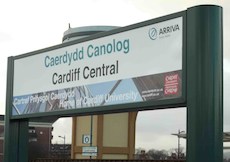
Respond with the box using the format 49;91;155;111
62;25;119;42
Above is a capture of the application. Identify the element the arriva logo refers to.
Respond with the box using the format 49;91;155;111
159;24;180;35
148;27;157;40
149;24;180;41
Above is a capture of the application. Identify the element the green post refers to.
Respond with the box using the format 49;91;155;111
4;57;29;162
187;5;223;162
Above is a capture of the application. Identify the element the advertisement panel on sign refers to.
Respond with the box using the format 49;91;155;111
12;14;185;117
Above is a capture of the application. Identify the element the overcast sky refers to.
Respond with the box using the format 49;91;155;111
0;0;229;151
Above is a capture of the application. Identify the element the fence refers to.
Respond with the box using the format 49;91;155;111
30;159;186;162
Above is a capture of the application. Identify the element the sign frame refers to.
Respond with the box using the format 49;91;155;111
7;11;187;121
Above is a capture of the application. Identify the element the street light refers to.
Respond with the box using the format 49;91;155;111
58;135;66;158
177;130;185;159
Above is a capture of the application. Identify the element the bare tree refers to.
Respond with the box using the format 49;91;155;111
147;149;168;160
169;147;185;159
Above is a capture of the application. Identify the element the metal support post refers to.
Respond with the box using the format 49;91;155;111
186;5;223;162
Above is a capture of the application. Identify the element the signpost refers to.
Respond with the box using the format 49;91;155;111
186;6;223;162
4;5;223;162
